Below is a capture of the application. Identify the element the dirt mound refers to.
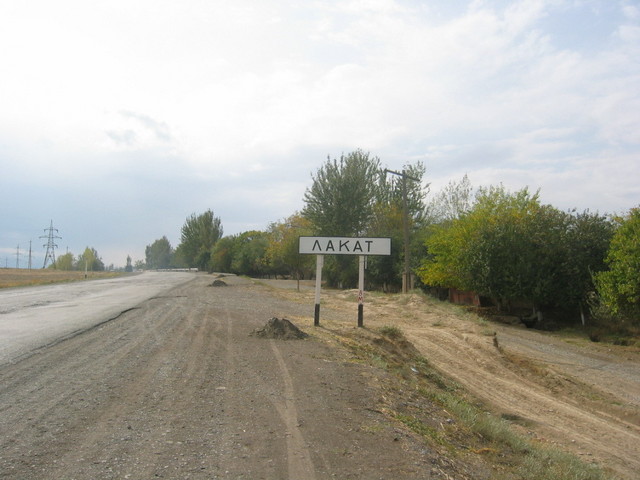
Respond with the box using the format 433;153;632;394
251;317;308;340
210;279;228;287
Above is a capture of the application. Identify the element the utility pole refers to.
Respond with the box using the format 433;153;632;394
15;244;20;269
28;240;32;270
41;220;62;269
384;168;421;293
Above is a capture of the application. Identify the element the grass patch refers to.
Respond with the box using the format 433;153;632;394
518;448;609;480
393;413;449;448
335;326;614;480
379;325;403;339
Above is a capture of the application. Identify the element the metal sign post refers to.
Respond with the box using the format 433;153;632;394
300;237;391;327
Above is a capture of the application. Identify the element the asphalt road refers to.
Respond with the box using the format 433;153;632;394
0;271;196;365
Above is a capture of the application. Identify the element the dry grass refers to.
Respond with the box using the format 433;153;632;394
0;268;123;288
328;324;613;480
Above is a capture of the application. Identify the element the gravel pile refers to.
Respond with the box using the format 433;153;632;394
250;317;308;340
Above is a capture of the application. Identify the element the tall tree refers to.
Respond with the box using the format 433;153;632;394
377;161;429;290
78;247;105;271
52;252;74;271
303;151;428;288
125;255;133;273
303;150;382;236
178;209;223;271
595;207;640;320
145;236;173;269
380;161;428;222
230;231;270;277
210;235;237;273
266;213;315;281
424;174;474;224
419;187;569;313
563;210;614;322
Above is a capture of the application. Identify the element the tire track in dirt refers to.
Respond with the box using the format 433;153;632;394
213;296;316;479
210;279;640;479
355;293;640;480
37;294;208;479
405;326;640;479
269;339;317;480
2;274;489;479
0;300;182;470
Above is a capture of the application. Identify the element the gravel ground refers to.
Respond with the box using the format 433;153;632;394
0;274;475;479
2;272;637;479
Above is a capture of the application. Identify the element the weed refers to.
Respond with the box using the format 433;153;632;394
338;327;614;480
517;447;609;480
379;325;403;339
393;413;449;448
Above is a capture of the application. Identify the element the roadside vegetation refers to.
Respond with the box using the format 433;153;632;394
143;149;638;341
334;323;614;480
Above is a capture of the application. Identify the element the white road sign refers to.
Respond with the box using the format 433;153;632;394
299;236;391;256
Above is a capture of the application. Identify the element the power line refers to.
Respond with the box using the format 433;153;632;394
40;220;62;269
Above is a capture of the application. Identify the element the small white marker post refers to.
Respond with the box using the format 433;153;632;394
314;255;324;326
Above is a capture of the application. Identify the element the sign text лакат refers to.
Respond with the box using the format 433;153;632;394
298;236;391;256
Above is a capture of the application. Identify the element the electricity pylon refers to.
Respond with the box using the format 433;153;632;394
41;220;62;269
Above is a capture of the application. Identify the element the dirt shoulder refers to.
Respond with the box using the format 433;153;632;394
1;275;637;479
266;281;638;480
0;274;488;480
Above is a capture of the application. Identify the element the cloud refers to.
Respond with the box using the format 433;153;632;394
105;110;173;150
1;0;639;266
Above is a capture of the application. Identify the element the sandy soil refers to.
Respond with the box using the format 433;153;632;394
291;284;640;480
1;274;638;479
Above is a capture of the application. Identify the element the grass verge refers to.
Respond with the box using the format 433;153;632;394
334;324;615;480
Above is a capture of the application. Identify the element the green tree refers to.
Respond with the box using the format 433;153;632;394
125;255;133;273
78;247;105;272
265;213;315;281
304;151;428;288
145;236;174;269
303;150;383;236
374;162;428;290
52;252;74;271
419;187;569;313
230;231;270;277
178;209;223;271
211;235;237;273
383;162;429;221
563;210;614;322
303;150;385;287
424;174;474;224
595;207;640;320
363;202;404;290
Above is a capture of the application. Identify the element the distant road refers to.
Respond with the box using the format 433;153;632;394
0;271;197;365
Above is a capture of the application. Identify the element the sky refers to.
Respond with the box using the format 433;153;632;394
1;0;638;268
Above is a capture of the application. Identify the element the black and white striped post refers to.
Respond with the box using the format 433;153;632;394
357;255;365;327
314;254;323;326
